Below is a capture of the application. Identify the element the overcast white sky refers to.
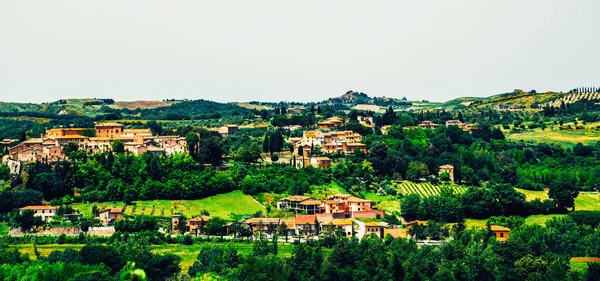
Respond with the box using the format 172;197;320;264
1;0;599;103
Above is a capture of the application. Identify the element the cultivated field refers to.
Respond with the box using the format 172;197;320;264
73;191;266;220
397;181;468;197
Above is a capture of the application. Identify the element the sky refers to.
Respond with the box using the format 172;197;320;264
1;0;599;104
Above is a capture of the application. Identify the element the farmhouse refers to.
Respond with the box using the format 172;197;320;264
276;196;324;214
490;225;510;241
187;215;212;235
19;205;59;222
364;222;385;238
310;157;332;168
97;208;124;225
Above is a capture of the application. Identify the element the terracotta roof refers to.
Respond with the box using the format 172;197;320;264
190;215;211;222
123;129;151;133
364;222;384;227
347;143;367;147
405;220;428;226
299;200;323;206
346;196;372;203
244;218;280;224
19;205;59;210
331;219;353;226
312;157;331;161
99;208;122;214
490;225;510;232
384;228;407;238
95;123;124;127
329;194;352;199
295;213;334;225
55;135;89;139
281;195;312;202
440;164;454;169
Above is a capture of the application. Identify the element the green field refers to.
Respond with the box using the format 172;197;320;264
363;192;400;213
16;242;294;272
397;181;467;197
516;188;600;211
506;122;600;147
464;214;567;229
73;191;266;220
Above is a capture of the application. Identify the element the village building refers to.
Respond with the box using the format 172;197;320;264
418;121;440;129
310;157;332;168
19;206;59;222
384;228;408;239
186;215;212;235
97;208;124;225
244;217;281;233
445;120;464;127
171;214;182;232
405;220;428;231
490;225;510;241
321;218;354;237
95;123;124;139
217;125;239;137
364;222;385;238
277;196;324;214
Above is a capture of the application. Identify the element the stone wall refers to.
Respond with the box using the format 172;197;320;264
9;226;115;236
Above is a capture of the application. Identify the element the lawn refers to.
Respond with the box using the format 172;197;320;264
364;192;400;213
515;188;549;201
73;191;266;220
515;188;600;211
16;242;294;272
464;214;566;229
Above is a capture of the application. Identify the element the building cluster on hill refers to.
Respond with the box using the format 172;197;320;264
8;122;187;162
289;130;367;156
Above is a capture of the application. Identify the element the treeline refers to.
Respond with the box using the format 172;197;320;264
136;99;249;120
14;152;332;203
186;216;599;280
400;182;559;223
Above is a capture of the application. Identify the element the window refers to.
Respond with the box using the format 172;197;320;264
500;233;504;238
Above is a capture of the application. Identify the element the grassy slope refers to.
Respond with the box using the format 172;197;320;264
364;193;400;213
73;191;266;220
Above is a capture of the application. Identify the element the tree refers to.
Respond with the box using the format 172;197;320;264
205;217;226;236
549;174;579;211
185;132;200;157
176;215;188;235
64;142;79;157
198;136;223;166
271;154;279;162
400;194;421;221
13;210;43;231
277;222;289;242
406;161;429;181
111;140;124;153
439;172;450;182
